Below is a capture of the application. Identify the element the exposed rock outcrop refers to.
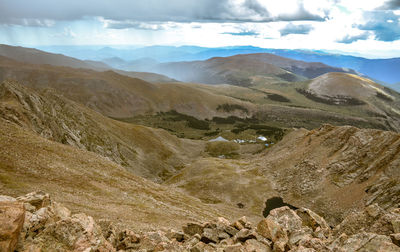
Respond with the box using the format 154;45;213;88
1;192;399;252
261;124;400;225
0;200;25;252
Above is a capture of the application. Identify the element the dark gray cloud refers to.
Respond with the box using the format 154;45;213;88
378;0;400;10
105;21;167;30
0;0;327;26
280;23;314;36
337;32;371;44
358;11;400;41
243;0;270;16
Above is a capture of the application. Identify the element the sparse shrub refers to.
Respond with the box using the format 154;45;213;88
225;74;252;87
163;110;210;130
212;116;259;125
277;73;298;82
205;141;240;157
187;118;210;130
296;88;365;105
217;104;248;113
204;131;219;136
212;116;239;124
265;93;291;102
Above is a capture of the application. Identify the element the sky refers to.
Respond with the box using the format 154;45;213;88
0;0;400;58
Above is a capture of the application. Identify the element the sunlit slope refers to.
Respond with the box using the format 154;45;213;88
0;44;110;70
308;72;395;99
192;72;400;131
0;118;245;232
0;56;253;119
0;80;206;182
153;53;355;86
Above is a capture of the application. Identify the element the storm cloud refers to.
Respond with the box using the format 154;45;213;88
0;0;327;25
378;0;400;10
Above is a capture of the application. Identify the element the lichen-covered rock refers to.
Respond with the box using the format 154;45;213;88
257;218;288;252
35;213;115;251
201;227;219;243
16;191;50;210
3;192;399;252
297;237;330;252
333;204;400;236
190;241;215;252
234;228;257;243
0;202;25;252
329;232;400;252
390;233;400;247
223;243;246;252
296;208;331;238
166;229;187;242
115;229;140;251
184;222;205;236
244;238;272;252
0;195;17;202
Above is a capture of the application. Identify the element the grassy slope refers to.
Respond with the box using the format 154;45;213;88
0;80;206;182
0;56;253;119
193;73;400;131
165;124;400;226
0;118;247;231
155;55;303;86
0;44;109;70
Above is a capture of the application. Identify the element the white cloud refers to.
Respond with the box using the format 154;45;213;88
0;0;399;58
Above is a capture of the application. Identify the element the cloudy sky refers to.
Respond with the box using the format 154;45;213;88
0;0;399;58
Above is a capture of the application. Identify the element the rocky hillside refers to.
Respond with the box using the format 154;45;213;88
260;124;400;224
0;118;247;233
166;124;400;227
1;192;399;251
0;80;210;182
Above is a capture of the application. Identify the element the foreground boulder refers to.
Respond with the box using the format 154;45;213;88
0;201;25;252
1;192;400;251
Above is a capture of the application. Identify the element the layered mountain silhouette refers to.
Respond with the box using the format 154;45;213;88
150;53;356;86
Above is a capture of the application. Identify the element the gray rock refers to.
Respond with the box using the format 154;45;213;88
16;191;50;210
390;233;400;247
201;228;219;244
190;241;215;252
184;223;205;236
328;232;400;252
244;239;272;252
223;243;246;252
234;228;257;243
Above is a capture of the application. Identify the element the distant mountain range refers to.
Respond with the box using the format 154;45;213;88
1;44;399;132
151;53;356;86
37;45;400;90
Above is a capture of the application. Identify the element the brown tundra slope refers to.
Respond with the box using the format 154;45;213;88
167;124;400;226
0;80;204;182
0;115;246;233
0;55;253;119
